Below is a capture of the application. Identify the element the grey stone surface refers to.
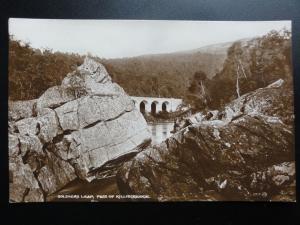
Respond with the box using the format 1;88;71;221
36;86;75;115
9;57;151;202
9;156;44;203
9;99;37;121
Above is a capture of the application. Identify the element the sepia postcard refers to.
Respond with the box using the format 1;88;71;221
8;19;295;202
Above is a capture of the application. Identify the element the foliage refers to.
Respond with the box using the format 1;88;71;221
9;29;292;107
9;37;226;101
9;37;84;100
100;52;225;98
207;28;293;109
184;70;211;112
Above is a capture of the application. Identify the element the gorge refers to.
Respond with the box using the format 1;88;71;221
9;58;295;202
8;28;295;202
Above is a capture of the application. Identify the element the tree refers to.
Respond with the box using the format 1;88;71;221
185;71;211;112
227;41;248;98
9;38;84;100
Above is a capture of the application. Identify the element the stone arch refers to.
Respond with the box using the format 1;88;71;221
151;101;159;114
140;100;148;114
162;101;170;112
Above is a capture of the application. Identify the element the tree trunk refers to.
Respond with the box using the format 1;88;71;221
236;62;240;98
200;80;205;96
238;58;247;79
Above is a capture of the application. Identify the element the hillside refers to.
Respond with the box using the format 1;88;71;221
180;39;250;55
9;32;288;102
208;29;293;109
101;50;226;98
8;39;228;100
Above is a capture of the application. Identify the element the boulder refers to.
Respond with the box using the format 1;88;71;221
9;99;37;121
9;134;20;158
37;150;77;195
15;109;62;143
36;86;75;115
9;57;151;202
224;79;294;127
117;80;295;201
9;156;44;202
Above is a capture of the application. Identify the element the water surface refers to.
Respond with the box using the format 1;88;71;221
148;122;174;145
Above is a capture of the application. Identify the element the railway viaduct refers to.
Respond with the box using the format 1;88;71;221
130;96;183;114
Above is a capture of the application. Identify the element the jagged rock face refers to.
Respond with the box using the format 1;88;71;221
117;80;295;201
9;58;151;202
9;99;37;121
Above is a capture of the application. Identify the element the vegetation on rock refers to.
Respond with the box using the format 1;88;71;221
207;28;292;109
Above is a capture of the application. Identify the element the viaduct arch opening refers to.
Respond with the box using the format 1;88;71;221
151;101;158;114
140;101;146;114
162;101;169;112
131;96;183;115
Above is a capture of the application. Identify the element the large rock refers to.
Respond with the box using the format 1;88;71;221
9;57;151;202
117;80;295;201
9;99;37;121
9;156;44;202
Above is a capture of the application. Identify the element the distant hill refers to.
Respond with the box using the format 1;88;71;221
99;41;236;98
183;38;251;55
104;51;226;76
9;37;257;100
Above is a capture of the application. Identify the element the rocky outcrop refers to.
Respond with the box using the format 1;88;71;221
9;57;151;202
117;80;295;201
9;99;37;121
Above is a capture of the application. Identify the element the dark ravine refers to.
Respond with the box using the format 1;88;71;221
116;79;295;201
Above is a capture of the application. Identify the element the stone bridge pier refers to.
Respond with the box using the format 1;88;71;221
130;96;183;114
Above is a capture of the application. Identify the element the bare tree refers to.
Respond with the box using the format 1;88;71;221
238;58;247;79
235;58;241;98
232;43;247;99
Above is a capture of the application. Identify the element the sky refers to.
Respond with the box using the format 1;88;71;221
9;19;291;59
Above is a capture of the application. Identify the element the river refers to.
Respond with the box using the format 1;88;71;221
148;122;175;145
